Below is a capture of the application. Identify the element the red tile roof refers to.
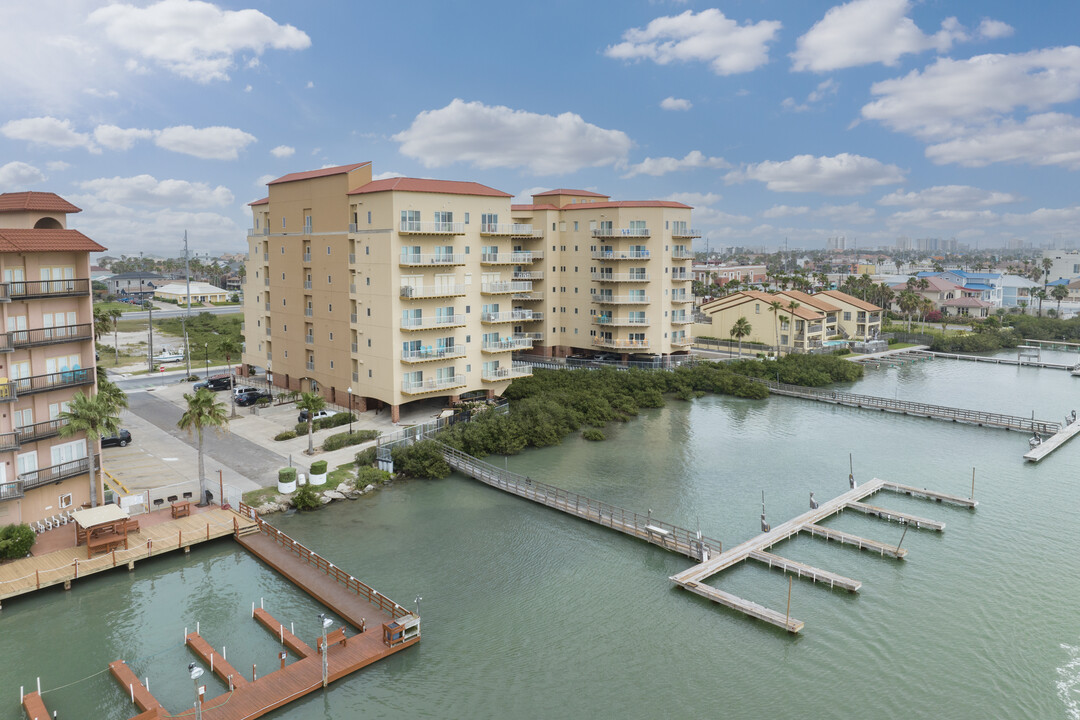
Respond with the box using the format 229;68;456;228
700;290;825;320
347;177;512;198
558;200;692;210
778;289;841;313
248;196;269;206
819;290;882;312
0;228;106;252
942;296;992;308
267;162;371;186
533;189;609;198
511;204;560;211
0;192;81;214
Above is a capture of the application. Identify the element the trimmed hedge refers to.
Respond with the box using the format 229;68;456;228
355;447;377;467
274;430;297;441
309;460;328;475
322;429;380;452
293;413;357;436
0;523;34;560
278;467;297;483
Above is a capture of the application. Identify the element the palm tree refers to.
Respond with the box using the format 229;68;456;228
1032;287;1048;317
109;306;123;365
92;306;111;342
786;300;801;349
297;391;327;454
1051;283;1069;317
58;390;122;508
217;336;242;417
898;290;919;332
178;388;229;505
1042;257;1053;286
1018;299;1028;315
729;317;751;357
767;300;784;356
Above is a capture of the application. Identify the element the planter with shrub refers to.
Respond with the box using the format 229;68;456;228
277;466;297;494
308;460;328;486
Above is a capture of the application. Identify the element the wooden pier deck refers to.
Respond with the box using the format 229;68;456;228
1;507;256;608
1024;420;1080;462
671;477;972;632
923;350;1076;370
756;378;1060;435
440;444;723;561
186;632;248;690
1023;338;1080;353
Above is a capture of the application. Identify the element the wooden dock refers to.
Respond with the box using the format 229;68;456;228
1023;338;1080;353
23;506;420;720
1;508;257;608
923;350;1076;370
1024;420;1080;462
756;378;1060;435
671;477;973;633
440;444;723;560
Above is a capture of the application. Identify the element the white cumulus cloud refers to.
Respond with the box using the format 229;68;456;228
726;153;905;194
762;205;810;218
1;116;97;152
605;9;781;76
924;113;1080;169
878;185;1022;208
792;0;978;72
270;145;295;158
622;150;730;178
46;161;71;172
372;171;406;181
76;174;234;208
154;125;257;160
0;162;46;189
87;0;311;83
94;124;154;151
393;99;631;175
814;203;876;224
663;192;722;207
978;19;1014;40
660;97;692;111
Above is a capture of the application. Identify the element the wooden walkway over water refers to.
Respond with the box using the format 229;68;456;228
671;478;976;632
1023;338;1080;353
21;504;419;720
920;350;1077;371
441;444;723;561
756;378;1060;435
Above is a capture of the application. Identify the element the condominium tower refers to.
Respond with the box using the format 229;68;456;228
243;164;697;421
0;192;104;526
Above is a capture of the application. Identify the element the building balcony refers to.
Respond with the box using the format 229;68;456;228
264;303;270;311
671;294;692;304
351;342;358;353
671;315;693;325
0;368;94;401
400;284;466;299
262;253;269;261
482;281;532;294
482;362;533;382
2;323;93;352
672;228;701;239
671;273;691;282
672;249;695;259
303;252;311;262
510;225;544;238
513;291;544;301
591;251;651;261
592;295;650;305
401;345;467;363
4;278;90;301
513;271;543;280
481;338;533;353
481;252;537;265
514;331;543;342
398;253;467;267
248;228;270;237
479;223;516;235
401;375;466;395
18;455;96;492
671;335;693;346
592;337;650;350
399;221;465;235
14;417;67;445
592;228;650;238
401;315;467;331
594;317;649;327
0;431;16;452
0;480;21;501
305;335;314;344
305;361;315;371
482;310;540;324
304;309;313;317
591;273;650;283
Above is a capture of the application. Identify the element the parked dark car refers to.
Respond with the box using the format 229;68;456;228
194;374;233;391
236;391;271;407
101;429;132;447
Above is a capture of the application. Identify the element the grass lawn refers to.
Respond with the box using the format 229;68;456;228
241;461;357;506
888;342;920;350
94;301;146;314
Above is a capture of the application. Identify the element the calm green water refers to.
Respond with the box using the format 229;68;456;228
4;354;1080;719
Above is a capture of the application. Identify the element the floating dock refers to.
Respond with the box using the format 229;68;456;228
1024;421;1080;462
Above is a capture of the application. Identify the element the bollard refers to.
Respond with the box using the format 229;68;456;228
185;627;188;642
130;683;134;703
280;625;283;644
260;597;264;609
196;621;200;635
146;677;149;694
223;646;226;661
251;602;255;618
252;664;257;682
211;653;214;673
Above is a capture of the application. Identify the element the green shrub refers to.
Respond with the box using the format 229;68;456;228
278;467;297;484
292;482;320;511
392;440;451;479
309;460;328;475
356;466;392;486
582;428;605;441
355;447;377;467
274;430;297;441
832;347;852;356
322;429;381;451
0;523;35;560
294;421;312;436
256;397;271;407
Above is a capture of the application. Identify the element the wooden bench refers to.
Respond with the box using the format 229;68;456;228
171;501;191;519
88;531;128;557
316;626;348;652
124;518;140;534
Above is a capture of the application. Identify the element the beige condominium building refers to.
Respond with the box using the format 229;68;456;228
243;165;698;421
0;192;104;526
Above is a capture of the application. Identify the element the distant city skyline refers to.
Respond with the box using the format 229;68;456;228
2;0;1079;254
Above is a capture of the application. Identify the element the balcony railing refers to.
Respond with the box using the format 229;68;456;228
480;223;516;235
262;253;269;261
671;273;690;281
482;281;532;294
594;317;649;327
264;278;270;286
591;295;650;305
672;335;692;345
511;225;544;238
671;228;701;239
305;335;314;344
591;273;650;282
18;455;95;492
513;271;543;280
401;345;466;363
591;251;651;261
349;253;356;264
3;323;92;351
352;371;359;382
591;228;650;238
481;310;538;323
351;342;358;353
264;303;271;311
671;293;692;303
671;315;692;325
0;480;21;501
399;221;465;235
513;291;544;301
303;252;312;262
14;417;67;445
398;253;466;266
401;375;466;394
349;223;358;232
248;228;270;237
672;249;695;259
304;309;313;317
305;361;315;371
6;278;90;300
304;281;312;289
0;368;94;401
482;362;533;382
481;338;533;353
592;337;650;350
0;431;16;452
401;315;466;331
350;313;358;323
513;331;543;342
480;252;535;265
400;284;466;299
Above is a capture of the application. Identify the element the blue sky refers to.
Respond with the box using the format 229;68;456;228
2;0;1080;256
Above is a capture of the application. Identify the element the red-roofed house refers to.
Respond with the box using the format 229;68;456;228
699;290;829;353
0;192;106;526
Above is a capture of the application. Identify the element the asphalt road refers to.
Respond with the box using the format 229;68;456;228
126;390;287;485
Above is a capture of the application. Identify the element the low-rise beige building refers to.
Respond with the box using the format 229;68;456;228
154;281;230;304
242;166;698;420
699;290;829;353
818;290;883;339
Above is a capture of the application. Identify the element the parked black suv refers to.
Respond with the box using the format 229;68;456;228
101;429;132;447
194;374;233;391
236;390;271;407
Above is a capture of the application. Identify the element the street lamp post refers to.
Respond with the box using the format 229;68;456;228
347;387;352;435
267;360;273;401
204;343;209;380
188;662;204;720
319;613;334;688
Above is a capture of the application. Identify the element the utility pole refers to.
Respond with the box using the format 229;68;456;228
147;304;154;373
183;231;192;378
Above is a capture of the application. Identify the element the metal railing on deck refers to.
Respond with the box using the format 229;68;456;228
439;444;720;561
